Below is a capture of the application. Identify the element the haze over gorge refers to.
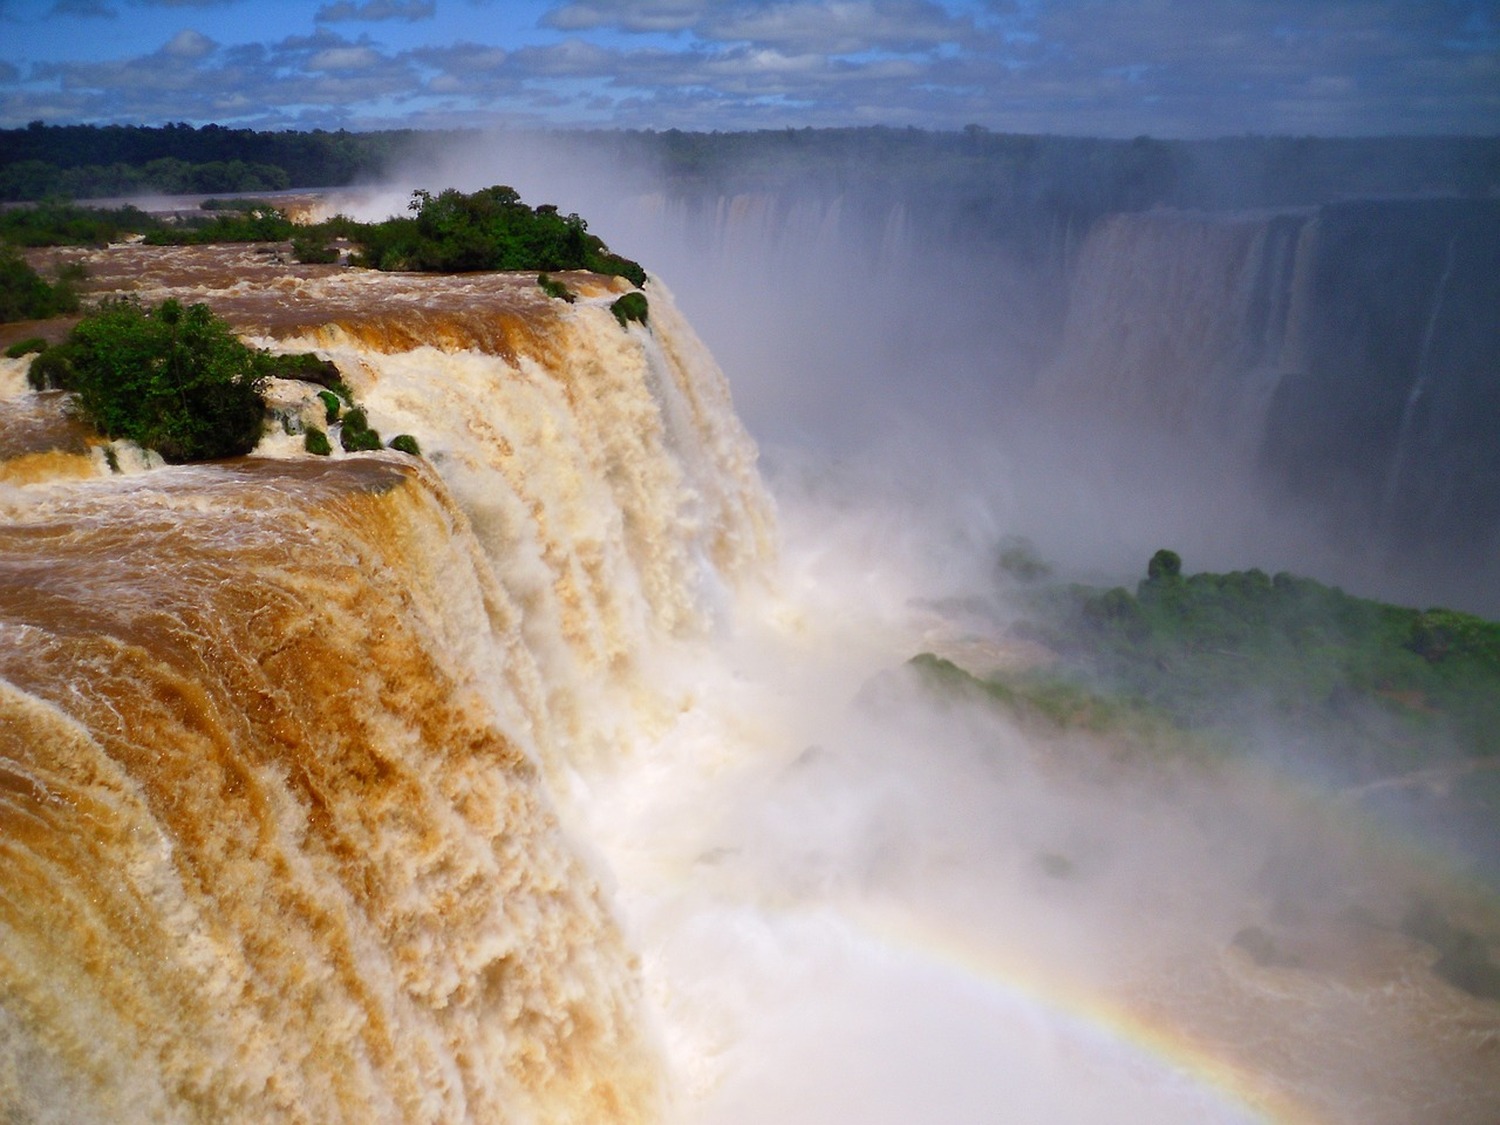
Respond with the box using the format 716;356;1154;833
1;128;1498;1124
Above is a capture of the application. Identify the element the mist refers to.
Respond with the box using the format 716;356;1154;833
318;131;1500;1122
353;129;1500;615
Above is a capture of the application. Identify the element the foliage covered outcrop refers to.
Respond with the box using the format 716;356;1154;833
1008;551;1500;766
347;185;646;285
28;297;266;462
0;246;82;322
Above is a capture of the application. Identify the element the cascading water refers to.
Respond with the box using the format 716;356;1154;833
1378;232;1459;533
0;244;772;1123
1038;209;1314;454
2;239;1498;1124
1034;199;1500;613
0;455;661;1123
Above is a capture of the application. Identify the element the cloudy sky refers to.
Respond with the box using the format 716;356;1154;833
0;0;1496;136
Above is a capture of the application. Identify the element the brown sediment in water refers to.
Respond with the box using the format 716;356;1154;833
0;456;662;1123
22;242;629;362
0;240;770;1123
0;393;92;458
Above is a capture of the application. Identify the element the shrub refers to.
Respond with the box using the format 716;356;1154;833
388;433;421;456
0;201;161;247
317;389;342;423
0;246;80;322
303;426;332;456
339;407;381;452
5;336;46;358
59;297;266;461
998;536;1052;582
261;352;341;387
291;234;339;264
1146;548;1183;583
26;344;74;390
348;186;647;283
611;291;649;328
537;272;576;302
142;206;294;246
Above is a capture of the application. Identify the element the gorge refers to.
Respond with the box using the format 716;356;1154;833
1;199;1498;1124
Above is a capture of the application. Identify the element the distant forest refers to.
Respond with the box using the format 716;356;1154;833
2;121;1497;220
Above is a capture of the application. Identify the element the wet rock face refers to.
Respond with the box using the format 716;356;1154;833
1040;198;1500;611
1259;199;1500;572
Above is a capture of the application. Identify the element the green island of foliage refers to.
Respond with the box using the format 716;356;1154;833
0;186;646;289
24;296;410;464
27;297;267;461
142;204;296;246
610;291;649;327
920;548;1500;776
0;246;82;322
346;186;646;284
912;547;1500;995
0;201;163;247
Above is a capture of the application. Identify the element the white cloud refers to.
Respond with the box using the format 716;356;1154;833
542;0;709;34
0;0;1495;134
307;45;384;70
701;1;978;54
161;28;216;58
315;0;435;22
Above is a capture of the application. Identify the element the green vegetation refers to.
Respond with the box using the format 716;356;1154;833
4;123;1495;219
5;336;47;358
960;550;1500;777
143;205;295;246
0;201;163;247
291;233;339;264
25;347;72;389
260;352;341;387
610;291;649;328
0;181;646;288
997;535;1053;583
338;407;381;453
0;156;290;202
908;652;1219;761
317;389;342;423
537;272;576;303
29;297;265;461
0;122;420;201
388;434;421;457
303;426;332;456
346;186;647;284
0;246;81;322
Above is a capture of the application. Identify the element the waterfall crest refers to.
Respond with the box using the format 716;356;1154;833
0;248;775;1123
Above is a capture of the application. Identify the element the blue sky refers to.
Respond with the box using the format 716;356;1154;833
0;0;1496;135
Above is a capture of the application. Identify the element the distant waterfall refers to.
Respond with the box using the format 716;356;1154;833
1038;208;1313;459
1036;199;1500;608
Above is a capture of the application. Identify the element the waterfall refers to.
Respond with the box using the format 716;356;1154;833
1379;233;1459;530
1036;208;1312;456
4;229;1499;1124
1033;199;1500;611
0;246;773;1123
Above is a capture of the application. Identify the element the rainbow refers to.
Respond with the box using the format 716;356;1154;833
849;903;1324;1125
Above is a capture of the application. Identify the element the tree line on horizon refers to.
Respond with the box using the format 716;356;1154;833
3;121;1496;212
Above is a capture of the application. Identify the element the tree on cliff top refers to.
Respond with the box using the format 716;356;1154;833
349;185;647;285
